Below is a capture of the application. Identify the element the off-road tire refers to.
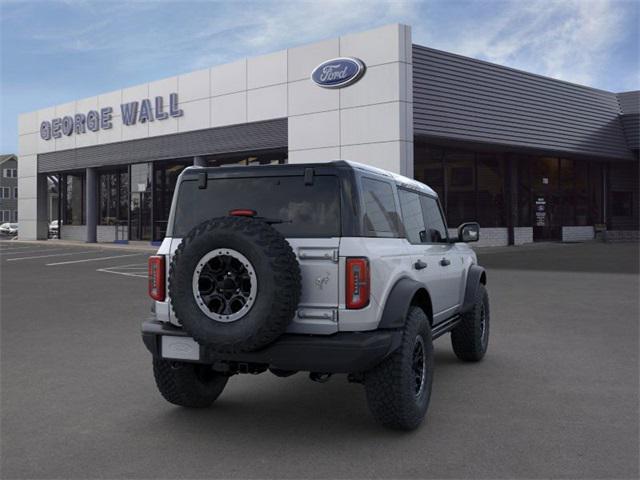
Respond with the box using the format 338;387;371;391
169;216;301;353
153;359;228;408
451;283;489;362
364;306;433;430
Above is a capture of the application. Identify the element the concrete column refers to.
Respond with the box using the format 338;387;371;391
507;157;518;245
36;174;49;239
85;167;97;243
193;156;207;167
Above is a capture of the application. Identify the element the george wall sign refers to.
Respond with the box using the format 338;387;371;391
40;93;184;141
311;57;366;89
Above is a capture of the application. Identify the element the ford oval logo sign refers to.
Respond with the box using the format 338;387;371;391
311;57;366;89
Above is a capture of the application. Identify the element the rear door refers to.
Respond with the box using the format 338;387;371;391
398;189;463;323
419;194;465;320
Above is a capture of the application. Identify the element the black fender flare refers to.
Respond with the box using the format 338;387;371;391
378;277;430;329
461;265;487;313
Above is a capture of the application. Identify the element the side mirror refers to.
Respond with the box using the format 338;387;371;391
457;222;480;242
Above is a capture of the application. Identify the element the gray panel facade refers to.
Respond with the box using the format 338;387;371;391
617;91;639;114
412;44;633;160
37;119;287;173
616;91;639;151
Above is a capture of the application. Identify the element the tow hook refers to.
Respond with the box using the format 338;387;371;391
309;372;332;383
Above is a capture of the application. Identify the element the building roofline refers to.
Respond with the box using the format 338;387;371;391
0;154;17;166
412;43;618;97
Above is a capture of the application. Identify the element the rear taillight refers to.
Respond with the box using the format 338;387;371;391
148;255;165;301
346;257;369;309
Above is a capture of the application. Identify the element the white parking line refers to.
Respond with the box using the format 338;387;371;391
97;262;148;278
6;250;99;262
0;246;50;253
1;248;70;256
46;253;143;266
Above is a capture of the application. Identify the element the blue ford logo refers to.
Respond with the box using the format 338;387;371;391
311;57;366;89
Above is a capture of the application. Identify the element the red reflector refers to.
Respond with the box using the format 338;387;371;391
148;255;165;301
229;209;257;217
346;257;369;309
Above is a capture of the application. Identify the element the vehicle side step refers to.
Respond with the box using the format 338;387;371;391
431;315;461;339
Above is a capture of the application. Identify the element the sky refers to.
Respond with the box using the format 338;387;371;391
1;0;638;153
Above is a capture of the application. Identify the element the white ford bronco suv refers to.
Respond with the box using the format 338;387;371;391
142;161;489;430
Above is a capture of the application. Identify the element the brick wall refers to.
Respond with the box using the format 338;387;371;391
562;226;594;242
60;225;86;241
448;227;508;247
604;230;640;242
96;225;129;243
514;227;533;245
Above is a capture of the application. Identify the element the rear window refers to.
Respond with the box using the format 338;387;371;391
172;175;341;237
361;177;403;237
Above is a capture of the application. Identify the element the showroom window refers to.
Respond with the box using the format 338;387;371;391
414;142;507;228
477;154;506;227
98;170;128;225
61;173;85;225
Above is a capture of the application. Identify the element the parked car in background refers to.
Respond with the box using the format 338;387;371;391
0;223;18;236
49;220;60;238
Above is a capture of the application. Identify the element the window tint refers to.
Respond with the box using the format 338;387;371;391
361;177;402;237
173;175;340;238
420;195;448;243
398;189;427;244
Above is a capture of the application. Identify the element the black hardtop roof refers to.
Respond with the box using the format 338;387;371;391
179;160;438;196
180;161;353;179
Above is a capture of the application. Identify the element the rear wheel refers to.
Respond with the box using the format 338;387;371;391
364;306;433;430
153;359;228;408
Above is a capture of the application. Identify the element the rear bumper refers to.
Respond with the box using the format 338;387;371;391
141;320;402;373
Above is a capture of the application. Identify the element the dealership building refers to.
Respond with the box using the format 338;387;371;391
17;24;639;246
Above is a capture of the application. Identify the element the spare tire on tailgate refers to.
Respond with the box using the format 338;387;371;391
169;216;301;353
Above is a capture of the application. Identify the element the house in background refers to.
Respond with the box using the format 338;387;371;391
0;154;18;223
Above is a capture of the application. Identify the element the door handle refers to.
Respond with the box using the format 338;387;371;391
439;257;450;267
414;260;427;270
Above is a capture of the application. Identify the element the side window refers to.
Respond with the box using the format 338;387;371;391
398;189;427;244
361;177;402;237
420;195;448;243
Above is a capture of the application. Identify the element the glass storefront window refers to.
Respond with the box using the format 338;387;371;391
516;157;532;227
589;162;604;225
98;169;128;225
62;173;85;225
415;141;613;239
574;161;589;226
414;144;444;201
477;154;506;227
445;151;475;227
130;163;152;241
154;161;191;240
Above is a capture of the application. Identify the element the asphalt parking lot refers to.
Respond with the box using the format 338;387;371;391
1;240;638;479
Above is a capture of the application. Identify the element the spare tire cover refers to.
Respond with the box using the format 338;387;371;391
169;216;301;353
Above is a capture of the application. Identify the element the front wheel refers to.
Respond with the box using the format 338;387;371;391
451;283;490;362
153;359;228;408
364;306;434;430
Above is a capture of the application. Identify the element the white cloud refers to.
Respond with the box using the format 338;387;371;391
414;0;636;89
188;0;418;69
